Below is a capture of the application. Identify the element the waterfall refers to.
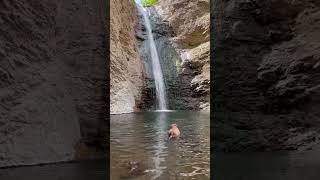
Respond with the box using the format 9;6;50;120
136;3;168;110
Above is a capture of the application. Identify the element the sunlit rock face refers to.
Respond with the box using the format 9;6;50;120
212;0;320;151
0;0;107;167
154;0;210;111
110;0;145;114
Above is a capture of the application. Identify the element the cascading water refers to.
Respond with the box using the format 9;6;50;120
136;3;168;110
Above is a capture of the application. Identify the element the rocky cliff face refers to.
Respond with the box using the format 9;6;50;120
0;0;107;167
134;7;183;110
213;0;320;151
154;0;210;111
110;0;145;114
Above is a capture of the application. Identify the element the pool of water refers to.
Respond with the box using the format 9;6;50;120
0;159;107;180
214;145;320;180
110;111;210;180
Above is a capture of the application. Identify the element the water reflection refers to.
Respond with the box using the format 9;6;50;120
146;112;168;179
213;145;320;180
0;159;107;180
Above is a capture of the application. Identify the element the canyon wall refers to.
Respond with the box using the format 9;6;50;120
213;0;320;151
153;0;210;111
134;6;182;110
0;0;107;167
110;0;145;114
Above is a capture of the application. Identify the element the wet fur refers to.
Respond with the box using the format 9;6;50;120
168;124;180;139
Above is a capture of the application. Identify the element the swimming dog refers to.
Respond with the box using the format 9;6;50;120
168;123;180;139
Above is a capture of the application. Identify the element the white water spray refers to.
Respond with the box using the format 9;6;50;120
136;3;167;110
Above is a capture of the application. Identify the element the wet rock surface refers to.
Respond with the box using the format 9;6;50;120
125;160;147;177
135;7;183;110
212;0;320;151
112;160;148;180
136;0;210;111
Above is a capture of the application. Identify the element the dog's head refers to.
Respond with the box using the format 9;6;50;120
170;123;177;128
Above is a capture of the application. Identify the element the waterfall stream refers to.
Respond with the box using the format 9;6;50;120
136;3;168;110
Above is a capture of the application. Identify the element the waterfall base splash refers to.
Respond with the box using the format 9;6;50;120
154;110;175;112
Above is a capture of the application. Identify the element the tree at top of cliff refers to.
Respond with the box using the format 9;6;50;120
141;0;158;5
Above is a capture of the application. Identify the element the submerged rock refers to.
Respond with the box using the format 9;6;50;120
118;160;147;179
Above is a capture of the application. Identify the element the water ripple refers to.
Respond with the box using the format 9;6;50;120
111;111;210;180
